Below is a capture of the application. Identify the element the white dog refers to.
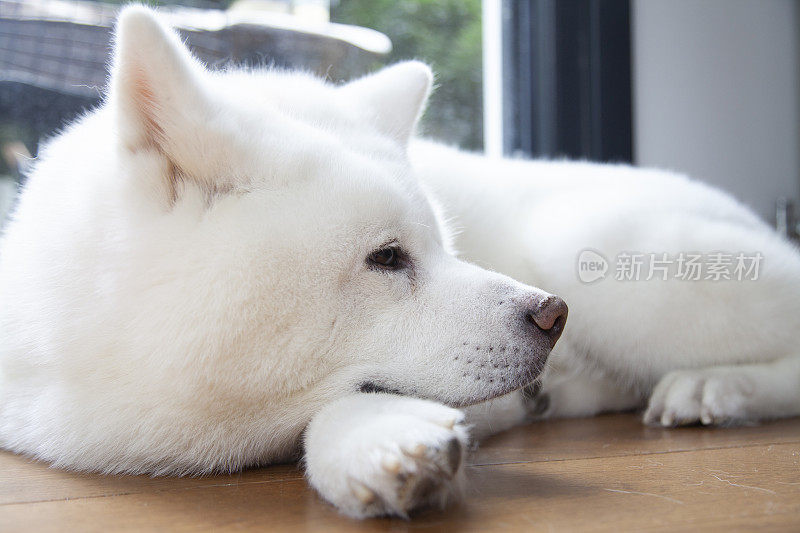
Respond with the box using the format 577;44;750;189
414;142;800;430
0;6;798;519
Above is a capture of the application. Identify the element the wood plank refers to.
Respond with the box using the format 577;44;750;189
2;414;799;505
452;443;800;532
1;441;797;532
0;453;303;505
473;413;800;465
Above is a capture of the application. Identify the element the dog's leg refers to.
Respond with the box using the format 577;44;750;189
461;391;528;440
644;355;800;426
462;357;645;439
534;369;644;419
304;393;468;518
463;373;644;441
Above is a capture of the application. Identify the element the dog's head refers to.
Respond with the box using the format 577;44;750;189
108;7;566;410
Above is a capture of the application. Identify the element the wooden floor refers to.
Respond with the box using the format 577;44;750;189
1;414;799;532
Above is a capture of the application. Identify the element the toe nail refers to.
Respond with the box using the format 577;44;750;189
445;438;462;475
350;481;375;504
381;455;401;474
439;417;457;430
403;443;427;458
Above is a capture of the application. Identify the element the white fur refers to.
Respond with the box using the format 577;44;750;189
305;394;467;518
409;140;800;428
0;6;559;515
2;5;799;519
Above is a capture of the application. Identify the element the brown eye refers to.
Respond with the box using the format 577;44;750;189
369;247;399;269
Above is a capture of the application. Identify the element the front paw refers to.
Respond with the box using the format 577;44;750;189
644;369;754;427
304;395;468;518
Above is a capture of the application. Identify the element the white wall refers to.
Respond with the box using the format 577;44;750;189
632;0;800;221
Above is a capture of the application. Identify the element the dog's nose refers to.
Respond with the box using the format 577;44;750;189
526;295;568;347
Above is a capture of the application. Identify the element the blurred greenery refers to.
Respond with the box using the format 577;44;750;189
331;0;483;149
79;0;486;147
0;0;482;167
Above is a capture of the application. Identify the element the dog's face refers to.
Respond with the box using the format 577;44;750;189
111;8;566;411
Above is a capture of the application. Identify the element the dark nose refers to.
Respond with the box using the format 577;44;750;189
526;295;568;347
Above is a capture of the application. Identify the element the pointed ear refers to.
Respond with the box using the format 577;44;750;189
340;61;433;145
110;6;207;154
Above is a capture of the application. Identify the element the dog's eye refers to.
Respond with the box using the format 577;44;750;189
368;247;400;269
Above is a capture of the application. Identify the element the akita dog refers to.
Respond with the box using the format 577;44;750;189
0;6;798;519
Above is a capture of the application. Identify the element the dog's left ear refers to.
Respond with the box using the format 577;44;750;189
340;61;433;145
109;6;246;196
110;6;209;158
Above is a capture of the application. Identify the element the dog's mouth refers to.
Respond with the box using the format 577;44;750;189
358;382;404;395
357;375;542;408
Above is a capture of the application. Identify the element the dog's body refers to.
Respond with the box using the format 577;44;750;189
411;142;800;432
0;6;799;519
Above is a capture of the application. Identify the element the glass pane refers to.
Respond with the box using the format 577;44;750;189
0;0;483;229
331;0;483;150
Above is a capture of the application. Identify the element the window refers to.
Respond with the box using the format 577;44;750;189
332;0;483;151
497;0;632;162
0;0;484;228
